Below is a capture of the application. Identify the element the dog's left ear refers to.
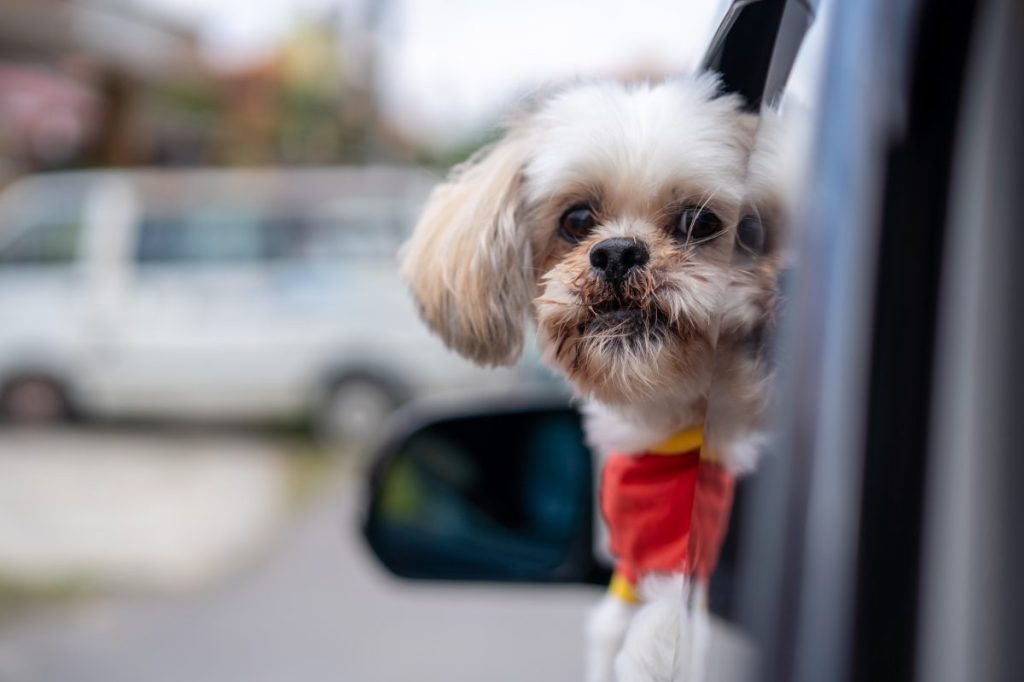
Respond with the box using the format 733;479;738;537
400;130;534;366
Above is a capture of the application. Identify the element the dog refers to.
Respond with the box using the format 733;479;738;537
400;74;784;681
581;102;789;682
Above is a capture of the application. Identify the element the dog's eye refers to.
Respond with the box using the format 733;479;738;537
677;207;722;243
736;215;766;255
559;206;596;243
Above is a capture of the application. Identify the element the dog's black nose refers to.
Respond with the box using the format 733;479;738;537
590;238;649;283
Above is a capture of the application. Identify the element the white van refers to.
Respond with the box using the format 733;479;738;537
0;168;556;439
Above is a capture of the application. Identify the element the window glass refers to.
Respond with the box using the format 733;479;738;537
135;199;411;264
0;220;80;265
136;206;270;264
0;182;86;266
303;199;406;259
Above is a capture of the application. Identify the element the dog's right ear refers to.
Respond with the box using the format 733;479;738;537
400;131;534;366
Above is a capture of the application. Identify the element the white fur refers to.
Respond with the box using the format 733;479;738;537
614;577;711;682
523;77;748;208
581;399;701;460
716;430;769;475
586;594;639;682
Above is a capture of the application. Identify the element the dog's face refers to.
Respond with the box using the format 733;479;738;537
402;76;754;408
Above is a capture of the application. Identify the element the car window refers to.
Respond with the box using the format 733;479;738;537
302;199;407;259
136;199;408;265
0;182;87;266
136;206;285;264
0;219;80;265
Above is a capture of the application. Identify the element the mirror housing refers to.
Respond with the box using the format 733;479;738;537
361;393;612;586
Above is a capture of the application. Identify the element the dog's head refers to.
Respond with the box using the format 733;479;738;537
401;75;754;408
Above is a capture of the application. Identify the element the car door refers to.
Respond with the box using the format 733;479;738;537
728;1;1023;681
92;177;302;420
0;175;97;395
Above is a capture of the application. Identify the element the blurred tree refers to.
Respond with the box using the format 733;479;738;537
0;0;209;175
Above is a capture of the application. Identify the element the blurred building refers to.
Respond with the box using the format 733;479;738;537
0;0;404;184
0;0;208;179
210;10;415;167
215;17;364;166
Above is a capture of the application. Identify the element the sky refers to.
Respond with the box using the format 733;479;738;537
375;0;725;145
128;0;727;147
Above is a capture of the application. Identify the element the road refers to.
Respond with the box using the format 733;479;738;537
0;428;755;682
0;428;290;591
0;429;596;682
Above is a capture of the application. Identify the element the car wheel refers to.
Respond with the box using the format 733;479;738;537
315;379;399;444
0;377;71;425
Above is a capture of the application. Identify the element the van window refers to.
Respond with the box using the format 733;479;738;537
136;207;273;264
0;219;80;265
0;184;85;266
302;199;406;259
134;200;409;265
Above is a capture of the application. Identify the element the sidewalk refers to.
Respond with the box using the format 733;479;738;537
0;428;290;591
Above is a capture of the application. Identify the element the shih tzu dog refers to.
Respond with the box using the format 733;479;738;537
400;74;785;681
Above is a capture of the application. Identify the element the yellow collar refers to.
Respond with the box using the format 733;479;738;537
609;571;641;604
647;427;704;455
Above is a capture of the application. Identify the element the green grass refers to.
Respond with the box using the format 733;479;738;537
279;436;363;508
0;574;97;624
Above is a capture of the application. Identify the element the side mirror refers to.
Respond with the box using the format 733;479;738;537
360;394;747;619
361;395;611;586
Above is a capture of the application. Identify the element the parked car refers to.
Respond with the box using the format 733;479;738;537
360;0;1023;680
0;167;559;440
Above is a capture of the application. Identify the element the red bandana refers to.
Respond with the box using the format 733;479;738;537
600;431;735;601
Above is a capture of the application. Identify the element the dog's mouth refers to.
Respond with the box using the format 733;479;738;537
585;299;669;337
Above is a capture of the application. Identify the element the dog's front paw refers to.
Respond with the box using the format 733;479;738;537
614;597;680;682
589;593;634;679
585;593;636;682
614;579;711;682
